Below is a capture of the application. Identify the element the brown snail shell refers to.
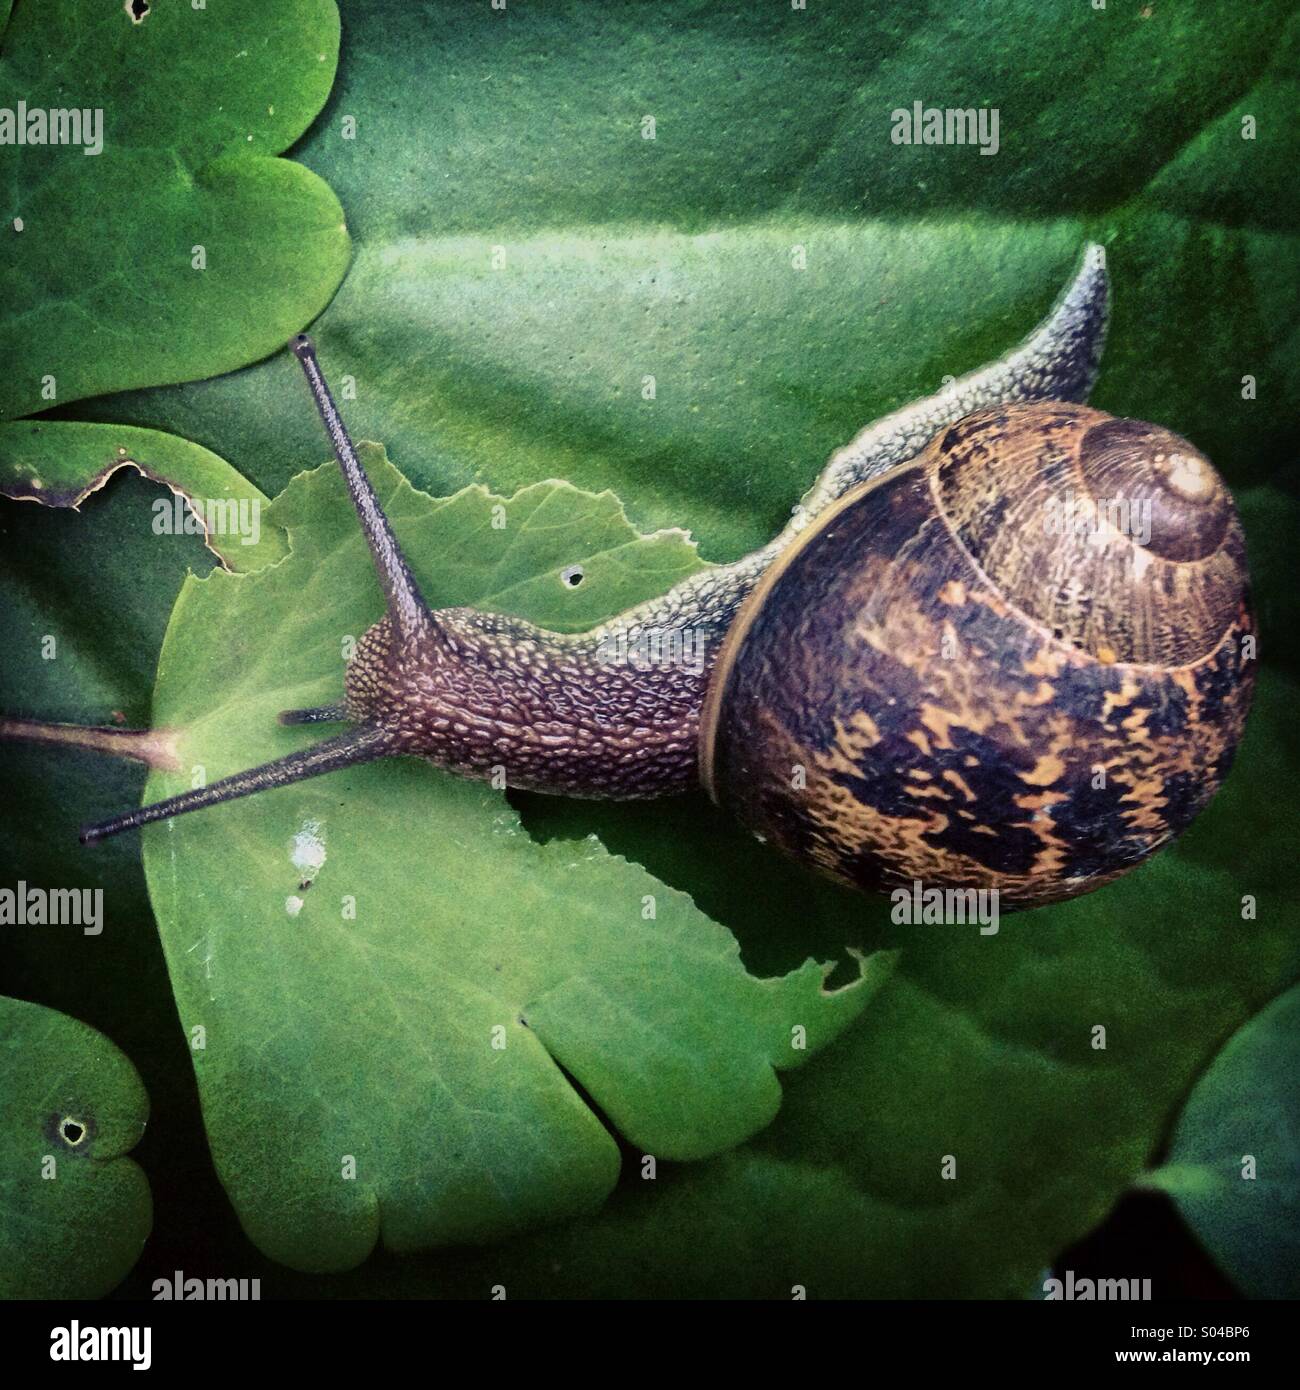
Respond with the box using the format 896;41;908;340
699;402;1255;908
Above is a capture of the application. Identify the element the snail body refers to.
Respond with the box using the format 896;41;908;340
76;246;1256;910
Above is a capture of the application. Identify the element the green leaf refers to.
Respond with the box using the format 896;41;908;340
0;0;349;420
81;0;1298;556
270;447;708;632
137;448;889;1272
1144;18;1300;233
1144;983;1300;1299
0;995;150;1299
0;420;286;570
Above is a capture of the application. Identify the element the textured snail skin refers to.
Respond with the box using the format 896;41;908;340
699;403;1255;907
343;245;1113;800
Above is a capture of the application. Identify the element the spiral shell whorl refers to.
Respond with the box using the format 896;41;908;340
932;403;1248;669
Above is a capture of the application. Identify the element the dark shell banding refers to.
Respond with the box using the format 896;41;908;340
701;403;1255;908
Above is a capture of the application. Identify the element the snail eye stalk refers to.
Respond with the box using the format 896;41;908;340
290;335;432;642
78;339;422;845
79;726;392;845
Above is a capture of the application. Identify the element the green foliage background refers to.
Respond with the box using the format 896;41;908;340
0;0;1296;1297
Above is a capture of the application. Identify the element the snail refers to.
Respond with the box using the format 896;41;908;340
74;245;1255;908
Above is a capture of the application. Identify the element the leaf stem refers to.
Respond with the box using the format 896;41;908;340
0;717;183;771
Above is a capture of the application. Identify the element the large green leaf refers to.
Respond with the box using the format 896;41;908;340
0;0;349;419
76;0;1298;557
1144;983;1300;1299
137;448;888;1271
0;996;150;1299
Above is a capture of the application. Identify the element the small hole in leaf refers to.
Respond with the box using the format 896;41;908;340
560;564;585;589
125;0;150;22
59;1117;86;1146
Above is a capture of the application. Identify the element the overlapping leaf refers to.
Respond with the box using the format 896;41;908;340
0;420;284;569
0;0;349;419
1145;983;1300;1299
137;448;887;1271
0;996;150;1298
